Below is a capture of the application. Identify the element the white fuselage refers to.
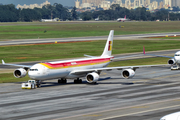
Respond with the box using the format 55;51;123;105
28;56;113;80
174;51;180;64
117;18;127;21
160;111;180;120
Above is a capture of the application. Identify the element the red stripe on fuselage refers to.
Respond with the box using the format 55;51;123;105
42;58;112;69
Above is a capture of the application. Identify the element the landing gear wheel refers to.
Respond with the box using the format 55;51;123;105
74;78;82;84
36;80;41;88
58;78;67;84
37;84;41;88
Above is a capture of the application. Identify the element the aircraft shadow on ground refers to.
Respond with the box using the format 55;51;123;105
14;77;135;88
16;76;172;88
39;77;135;87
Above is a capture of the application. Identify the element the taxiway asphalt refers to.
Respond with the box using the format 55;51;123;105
0;32;180;120
0;67;180;120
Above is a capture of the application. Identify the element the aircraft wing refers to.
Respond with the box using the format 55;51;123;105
2;60;32;69
70;64;169;75
144;54;173;59
143;46;173;59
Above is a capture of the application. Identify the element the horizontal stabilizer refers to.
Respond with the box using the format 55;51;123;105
84;54;96;58
112;54;144;62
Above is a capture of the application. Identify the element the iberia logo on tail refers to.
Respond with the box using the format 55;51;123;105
108;41;112;51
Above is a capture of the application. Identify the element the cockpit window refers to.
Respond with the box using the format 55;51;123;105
175;54;180;56
30;69;38;71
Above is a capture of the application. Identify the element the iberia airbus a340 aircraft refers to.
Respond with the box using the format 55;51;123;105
2;30;167;87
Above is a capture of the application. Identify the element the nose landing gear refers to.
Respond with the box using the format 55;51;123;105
36;80;41;88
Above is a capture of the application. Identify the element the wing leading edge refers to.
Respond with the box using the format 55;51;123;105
70;64;169;75
143;46;173;59
2;60;32;69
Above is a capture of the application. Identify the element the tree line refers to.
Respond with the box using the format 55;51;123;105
0;3;74;22
0;3;180;22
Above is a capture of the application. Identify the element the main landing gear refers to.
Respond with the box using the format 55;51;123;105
74;78;82;84
58;78;67;84
58;78;82;84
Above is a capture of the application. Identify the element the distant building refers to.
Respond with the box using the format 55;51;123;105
172;0;180;7
140;0;145;7
134;0;140;8
17;0;50;9
100;1;111;10
82;0;105;6
145;0;150;6
81;3;92;8
163;0;171;7
125;0;132;9
152;1;158;10
75;0;80;8
133;0;145;8
76;0;180;12
112;0;123;7
159;1;164;9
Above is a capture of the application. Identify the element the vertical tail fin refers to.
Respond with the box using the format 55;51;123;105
124;15;126;19
101;30;114;57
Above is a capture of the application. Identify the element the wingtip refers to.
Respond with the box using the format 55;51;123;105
2;60;5;64
143;46;146;55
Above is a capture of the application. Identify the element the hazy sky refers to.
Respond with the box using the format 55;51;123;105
0;0;163;7
0;0;76;6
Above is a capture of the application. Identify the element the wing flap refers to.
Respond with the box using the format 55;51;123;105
144;54;173;59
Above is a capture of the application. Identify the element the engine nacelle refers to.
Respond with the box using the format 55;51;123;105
122;69;135;79
168;59;176;65
86;72;99;83
14;68;27;78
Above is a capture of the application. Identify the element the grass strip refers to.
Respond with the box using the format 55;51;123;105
0;40;178;63
0;21;180;40
0;73;30;83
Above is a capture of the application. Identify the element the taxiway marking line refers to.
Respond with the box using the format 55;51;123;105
133;73;180;83
55;97;180;120
98;104;180;120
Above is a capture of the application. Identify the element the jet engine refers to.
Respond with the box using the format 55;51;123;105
86;72;99;83
168;59;176;65
14;68;27;78
122;69;135;79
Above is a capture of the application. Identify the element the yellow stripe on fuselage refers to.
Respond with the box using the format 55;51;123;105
39;60;110;70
